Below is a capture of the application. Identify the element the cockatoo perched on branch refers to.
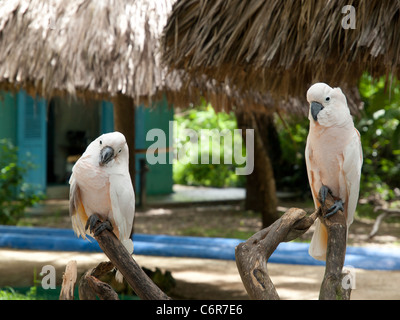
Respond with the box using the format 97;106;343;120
69;131;135;279
305;83;363;261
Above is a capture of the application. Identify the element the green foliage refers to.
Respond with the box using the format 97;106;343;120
357;74;400;200
0;286;40;300
173;100;245;187
0;139;44;224
274;116;310;192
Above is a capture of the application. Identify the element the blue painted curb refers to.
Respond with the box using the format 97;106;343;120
0;225;399;270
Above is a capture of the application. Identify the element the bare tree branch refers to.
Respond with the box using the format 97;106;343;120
90;218;171;300
236;189;351;300
369;207;400;239
79;261;117;300
85;274;119;300
74;192;351;301
59;260;77;300
318;192;351;300
235;208;319;299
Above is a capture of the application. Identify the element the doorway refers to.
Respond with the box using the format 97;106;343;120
46;97;101;186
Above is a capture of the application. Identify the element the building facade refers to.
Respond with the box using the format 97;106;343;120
0;90;173;197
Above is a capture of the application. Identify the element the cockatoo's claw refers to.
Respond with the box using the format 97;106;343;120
85;214;113;236
93;220;113;236
318;185;331;206
324;199;344;218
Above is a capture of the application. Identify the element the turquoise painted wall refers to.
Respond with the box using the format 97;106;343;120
135;98;174;195
0;92;173;196
0;91;47;192
102;97;174;195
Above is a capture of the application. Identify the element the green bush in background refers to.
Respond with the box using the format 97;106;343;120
173;101;245;188
0;139;44;225
357;73;400;200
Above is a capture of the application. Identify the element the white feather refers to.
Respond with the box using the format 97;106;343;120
342;129;363;227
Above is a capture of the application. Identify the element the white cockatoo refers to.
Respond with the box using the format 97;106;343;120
305;83;363;261
69;131;135;279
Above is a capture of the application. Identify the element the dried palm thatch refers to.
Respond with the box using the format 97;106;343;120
163;0;400;102
0;0;293;114
0;0;184;104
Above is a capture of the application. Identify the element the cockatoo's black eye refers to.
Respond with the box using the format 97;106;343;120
118;149;122;153
325;97;330;102
100;140;102;145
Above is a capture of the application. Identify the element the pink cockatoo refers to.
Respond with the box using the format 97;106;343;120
305;83;363;261
69;131;135;280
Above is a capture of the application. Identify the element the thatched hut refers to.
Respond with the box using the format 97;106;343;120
163;0;400;100
0;0;299;116
0;0;299;196
162;0;400;226
0;0;183;102
0;0;189;193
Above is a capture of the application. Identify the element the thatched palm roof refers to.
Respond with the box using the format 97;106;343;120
163;0;400;102
0;0;183;103
0;0;288;113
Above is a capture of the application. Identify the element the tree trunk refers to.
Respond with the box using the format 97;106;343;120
236;110;280;228
112;94;136;191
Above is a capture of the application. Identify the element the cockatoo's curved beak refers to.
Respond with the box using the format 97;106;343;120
311;101;324;121
100;146;115;165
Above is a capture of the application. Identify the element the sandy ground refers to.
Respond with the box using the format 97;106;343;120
1;249;399;300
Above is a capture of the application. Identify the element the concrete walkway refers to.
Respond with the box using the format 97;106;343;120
1;248;399;300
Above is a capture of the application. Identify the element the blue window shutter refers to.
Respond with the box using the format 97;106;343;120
17;90;47;192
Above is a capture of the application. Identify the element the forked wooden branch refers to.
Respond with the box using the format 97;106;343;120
235;208;319;299
79;261;118;300
90;219;171;300
235;191;351;300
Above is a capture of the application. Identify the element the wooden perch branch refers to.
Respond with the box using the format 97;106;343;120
318;192;351;300
235;190;351;300
79;261;118;300
235;207;319;299
59;260;77;300
90;219;171;300
78;194;350;300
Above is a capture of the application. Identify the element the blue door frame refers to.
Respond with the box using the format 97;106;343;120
17;91;47;193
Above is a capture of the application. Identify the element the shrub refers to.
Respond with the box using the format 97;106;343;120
0;139;44;225
173;101;245;188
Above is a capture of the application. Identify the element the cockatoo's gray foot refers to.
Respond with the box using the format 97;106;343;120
318;185;344;218
318;184;331;205
85;214;113;236
325;199;344;218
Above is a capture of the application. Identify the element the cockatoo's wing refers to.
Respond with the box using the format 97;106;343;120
306;137;328;261
305;137;319;207
69;174;88;239
342;128;363;227
109;174;135;254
